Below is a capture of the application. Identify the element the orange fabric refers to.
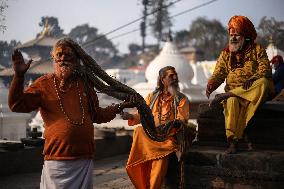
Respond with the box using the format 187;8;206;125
228;15;257;40
126;92;190;189
9;74;118;160
127;127;174;189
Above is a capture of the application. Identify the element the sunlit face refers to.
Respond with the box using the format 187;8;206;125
229;28;245;52
162;69;178;88
52;45;79;80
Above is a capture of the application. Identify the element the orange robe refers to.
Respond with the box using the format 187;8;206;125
126;91;190;189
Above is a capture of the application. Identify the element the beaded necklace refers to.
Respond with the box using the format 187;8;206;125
53;76;85;125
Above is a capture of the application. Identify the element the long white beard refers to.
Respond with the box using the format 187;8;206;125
168;83;179;96
54;63;74;81
54;63;76;92
229;39;244;52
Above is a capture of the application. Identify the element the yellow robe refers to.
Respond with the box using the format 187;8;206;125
209;44;274;139
126;92;190;189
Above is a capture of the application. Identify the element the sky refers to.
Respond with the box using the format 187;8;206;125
1;0;284;54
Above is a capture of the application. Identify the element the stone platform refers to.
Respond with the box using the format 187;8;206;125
189;101;284;189
185;146;284;189
197;101;284;149
0;154;133;189
0;135;132;176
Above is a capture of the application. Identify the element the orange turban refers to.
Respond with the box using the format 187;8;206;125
228;15;257;40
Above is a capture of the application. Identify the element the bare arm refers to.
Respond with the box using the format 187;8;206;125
8;49;41;113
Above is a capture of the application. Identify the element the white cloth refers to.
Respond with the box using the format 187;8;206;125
40;159;93;189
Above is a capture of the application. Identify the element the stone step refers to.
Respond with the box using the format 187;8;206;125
197;102;284;149
183;146;284;189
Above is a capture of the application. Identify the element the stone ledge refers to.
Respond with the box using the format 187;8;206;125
186;147;284;172
197;102;284;149
183;146;284;189
0;135;132;176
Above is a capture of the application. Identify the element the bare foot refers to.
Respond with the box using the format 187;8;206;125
225;139;238;154
247;142;253;151
225;143;237;154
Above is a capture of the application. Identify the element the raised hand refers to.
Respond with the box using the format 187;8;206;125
12;49;32;76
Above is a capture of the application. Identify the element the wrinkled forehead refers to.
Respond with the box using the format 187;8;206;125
53;44;74;55
229;27;242;36
163;69;177;77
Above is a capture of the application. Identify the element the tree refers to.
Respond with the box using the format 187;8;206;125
140;0;150;52
128;43;142;55
257;16;284;51
68;24;117;64
0;0;8;32
188;17;227;60
148;0;172;50
174;30;190;49
36;16;64;38
0;40;21;67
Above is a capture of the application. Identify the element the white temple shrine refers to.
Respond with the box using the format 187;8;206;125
133;38;208;103
266;37;284;61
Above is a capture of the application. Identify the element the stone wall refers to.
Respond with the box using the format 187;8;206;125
0;135;132;176
184;147;284;189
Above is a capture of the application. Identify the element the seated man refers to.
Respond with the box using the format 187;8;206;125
121;66;190;189
206;15;274;154
271;55;284;95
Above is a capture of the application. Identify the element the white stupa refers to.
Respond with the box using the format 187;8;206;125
266;37;284;61
133;37;208;102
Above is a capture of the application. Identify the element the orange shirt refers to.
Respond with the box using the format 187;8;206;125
9;74;118;160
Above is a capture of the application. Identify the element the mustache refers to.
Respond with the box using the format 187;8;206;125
230;37;240;44
230;39;239;44
169;79;179;85
58;62;73;67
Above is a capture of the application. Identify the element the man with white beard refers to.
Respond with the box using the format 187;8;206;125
121;66;190;189
8;38;136;189
206;15;274;154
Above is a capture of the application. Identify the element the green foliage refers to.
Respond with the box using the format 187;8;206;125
148;0;172;49
174;30;190;48
188;17;227;60
68;24;117;64
0;0;8;32
257;16;284;51
128;43;142;55
0;40;21;67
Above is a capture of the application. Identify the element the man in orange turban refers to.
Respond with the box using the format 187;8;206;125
206;16;274;154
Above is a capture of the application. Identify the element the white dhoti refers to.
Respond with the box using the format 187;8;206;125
40;159;93;189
